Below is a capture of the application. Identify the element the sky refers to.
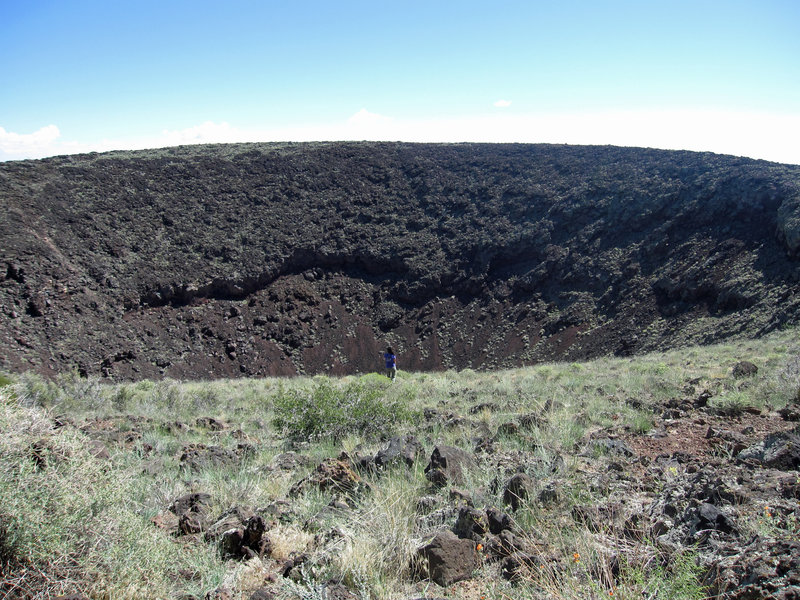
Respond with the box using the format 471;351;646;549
1;0;799;163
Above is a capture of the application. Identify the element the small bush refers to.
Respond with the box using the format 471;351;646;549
272;378;411;442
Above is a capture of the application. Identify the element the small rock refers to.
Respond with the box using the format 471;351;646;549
778;402;800;422
290;457;365;496
375;434;423;469
501;552;540;582
738;428;800;471
503;473;534;511
424;445;475;487
417;530;478;587
732;361;758;378
687;502;735;536
452;506;488;540
170;493;212;517
249;588;276;600
486;507;513;534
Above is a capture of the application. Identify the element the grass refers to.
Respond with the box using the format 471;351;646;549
1;328;799;598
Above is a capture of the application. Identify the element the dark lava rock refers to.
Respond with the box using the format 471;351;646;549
205;506;256;542
196;416;226;431
584;437;635;458
738;427;800;470
501;552;540;582
417;530;478;587
424;445;475;487
537;481;561;506
375;434;423;469
705;539;800;599
290;457;366;496
216;514;269;560
503;473;534;511
6;144;799;383
452;506;489;541
779;402;800;422
180;444;239;471
686;502;735;538
732;361;759;378
486;507;513;535
170;492;212;517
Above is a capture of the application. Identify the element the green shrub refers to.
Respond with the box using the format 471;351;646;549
272;378;411;442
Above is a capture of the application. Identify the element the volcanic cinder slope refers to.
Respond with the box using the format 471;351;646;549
2;142;800;380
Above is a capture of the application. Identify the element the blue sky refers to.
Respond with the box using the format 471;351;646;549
2;0;799;163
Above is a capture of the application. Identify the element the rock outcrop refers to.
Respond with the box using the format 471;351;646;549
2;142;800;380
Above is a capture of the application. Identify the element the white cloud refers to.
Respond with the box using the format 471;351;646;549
493;99;512;108
347;108;392;127
158;121;240;145
2;108;799;165
0;124;62;157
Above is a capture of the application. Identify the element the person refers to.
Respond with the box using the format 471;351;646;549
382;346;397;381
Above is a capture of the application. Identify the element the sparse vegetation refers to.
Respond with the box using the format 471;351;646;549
272;376;415;442
1;329;799;598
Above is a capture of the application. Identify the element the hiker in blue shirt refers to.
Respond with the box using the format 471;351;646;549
382;347;397;381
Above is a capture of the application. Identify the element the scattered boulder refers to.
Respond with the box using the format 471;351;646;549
375;434;423;469
503;473;534;511
695;390;713;408
452;506;489;541
218;515;269;559
584;437;635;458
205;506;256;542
424;445;475;487
170;493;212;518
738;428;800;471
486;507;513;535
204;507;269;560
290;457;365;496
685;502;735;539
495;529;533;558
180;444;240;471
180;511;207;535
732;361;758;378
417;530;478;587
537;479;562;506
270;452;313;471
501;552;540;582
196;417;226;431
778;402;800;422
519;412;546;429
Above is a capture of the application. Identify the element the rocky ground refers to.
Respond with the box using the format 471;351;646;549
3;354;798;599
2;142;800;380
